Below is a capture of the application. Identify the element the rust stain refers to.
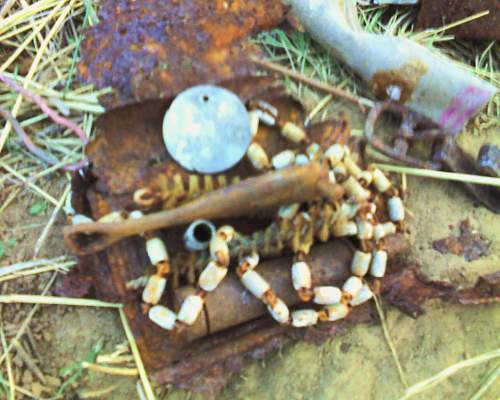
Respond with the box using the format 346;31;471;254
77;0;286;109
432;219;491;262
370;61;428;104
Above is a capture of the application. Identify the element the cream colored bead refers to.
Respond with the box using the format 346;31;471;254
71;214;93;225
256;109;276;126
198;261;228;292
342;276;363;297
357;220;374;240
267;298;290;324
343;176;371;202
209;236;230;266
240;252;260;271
324;303;349;321
338;202;360;220
306;142;321;160
344;155;363;180
313;286;342;305
216;225;235;242
148;305;177;330
271;150;295;169
281;122;307;144
388;196;405;222
374;222;397;241
350;284;374;306
247;143;270;171
142;275;167;305
255;100;278;126
98;211;123;223
177;295;204;325
351;250;372;277
278;203;300;219
325;144;345;166
359;170;373;186
291;261;312;291
332;220;358;237
146;237;169;266
291;309;318;327
128;210;144;219
372;168;392;193
240;270;270;299
370;250;388;278
295;154;309;166
248;110;260;137
333;163;347;178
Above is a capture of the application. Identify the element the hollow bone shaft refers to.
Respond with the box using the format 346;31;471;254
175;234;409;341
64;162;340;255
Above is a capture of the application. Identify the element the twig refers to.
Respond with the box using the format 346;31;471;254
0;105;59;165
0;161;59;206
399;348;500;400
372;163;500;187
0;0;77;153
0;256;70;277
81;362;138;376
119;309;156;400
0;74;88;144
470;363;500;400
251;57;374;109
0;321;15;400
78;383;121;399
11;340;45;384
373;294;408;389
0;295;122;308
0;273;57;367
34;184;71;257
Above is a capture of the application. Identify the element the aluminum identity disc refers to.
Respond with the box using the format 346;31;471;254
162;85;252;174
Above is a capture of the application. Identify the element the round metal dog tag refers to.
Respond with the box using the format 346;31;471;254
163;85;252;174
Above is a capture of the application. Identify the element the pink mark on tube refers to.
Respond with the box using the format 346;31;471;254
439;86;493;134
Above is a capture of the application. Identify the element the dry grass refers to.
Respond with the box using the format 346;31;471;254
0;1;498;399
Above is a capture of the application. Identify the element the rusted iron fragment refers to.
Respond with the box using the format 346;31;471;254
78;0;286;108
153;311;374;394
437;142;500;213
477;144;500;177
154;257;465;393
380;264;456;318
84;79;298;200
416;0;500;40
433;219;491;262
364;102;500;213
457;271;500;305
60;86;354;369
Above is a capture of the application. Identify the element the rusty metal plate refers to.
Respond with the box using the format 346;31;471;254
416;0;500;40
78;0;286;108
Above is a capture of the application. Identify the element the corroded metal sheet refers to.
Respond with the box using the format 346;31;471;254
416;0;500;40
78;0;286;108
